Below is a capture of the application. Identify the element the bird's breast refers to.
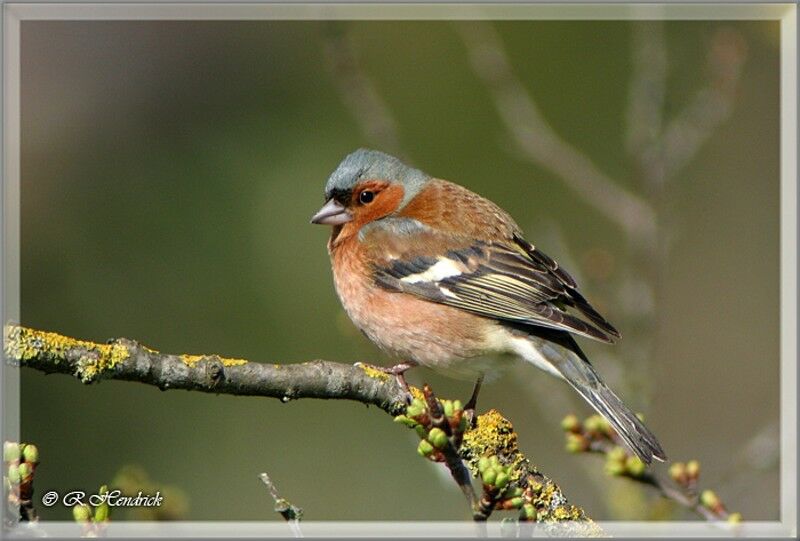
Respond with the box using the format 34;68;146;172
329;238;507;371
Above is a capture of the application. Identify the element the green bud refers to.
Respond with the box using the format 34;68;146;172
508;486;524;498
73;504;92;523
7;464;20;485
668;462;686;483
509;496;524;509
565;433;587;453
482;468;497;486
417;439;434;457
21;444;39;465
560;414;580;433
3;442;20;462
427;428;448;450
522;503;537;520
442;400;454;418
625;456;646;477
597;416;613;435
453;400;463;412
686;460;700;479
406;404;423;418
495;471;510;489
584;415;603;433
17;462;32;480
727;512;742;524
94;503;109;523
415;425;427;439
459;416;467;432
700;490;720;509
607;446;627;463
393;415;417;428
478;457;490;473
604;459;626;476
489;455;500;468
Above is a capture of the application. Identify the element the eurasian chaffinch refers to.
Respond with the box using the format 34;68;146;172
311;149;666;464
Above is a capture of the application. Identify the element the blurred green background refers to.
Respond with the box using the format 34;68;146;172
19;19;779;521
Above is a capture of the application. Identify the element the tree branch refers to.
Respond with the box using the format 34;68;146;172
5;324;598;530
454;21;657;247
4;324;408;415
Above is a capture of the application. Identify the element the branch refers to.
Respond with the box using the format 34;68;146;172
625;21;667;162
562;414;741;523
4;324;408;416
658;27;747;181
454;21;657;246
5;324;598;529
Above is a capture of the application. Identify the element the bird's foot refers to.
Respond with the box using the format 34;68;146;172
354;361;418;404
464;376;484;428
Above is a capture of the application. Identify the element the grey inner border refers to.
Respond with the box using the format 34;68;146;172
1;2;796;537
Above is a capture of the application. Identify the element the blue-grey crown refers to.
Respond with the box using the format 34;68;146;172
325;149;431;208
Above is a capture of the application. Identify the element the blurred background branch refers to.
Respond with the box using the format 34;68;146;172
453;21;658;248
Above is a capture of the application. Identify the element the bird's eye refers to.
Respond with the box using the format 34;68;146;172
359;190;375;204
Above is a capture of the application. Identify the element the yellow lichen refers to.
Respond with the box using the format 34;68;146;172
408;386;424;401
180;354;247;368
357;363;390;382
4;325;130;383
462;409;524;474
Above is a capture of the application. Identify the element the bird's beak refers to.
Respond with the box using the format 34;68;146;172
310;199;353;225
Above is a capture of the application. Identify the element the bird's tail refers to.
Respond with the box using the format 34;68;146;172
511;331;667;464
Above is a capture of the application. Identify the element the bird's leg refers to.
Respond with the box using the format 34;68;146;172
465;376;484;412
354;361;418;403
464;376;484;427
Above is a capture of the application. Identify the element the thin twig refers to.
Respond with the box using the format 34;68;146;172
258;473;303;537
626;20;667;162
454;20;657;247
657;27;748;182
585;431;731;522
421;385;480;518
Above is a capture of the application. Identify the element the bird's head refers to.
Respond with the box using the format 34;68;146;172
310;149;430;228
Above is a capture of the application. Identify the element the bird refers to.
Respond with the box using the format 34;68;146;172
310;148;666;464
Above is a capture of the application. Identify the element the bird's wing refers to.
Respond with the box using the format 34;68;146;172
368;223;620;343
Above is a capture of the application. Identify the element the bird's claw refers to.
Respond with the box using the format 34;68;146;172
354;361;417;404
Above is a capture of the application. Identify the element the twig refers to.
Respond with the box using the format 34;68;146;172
5;324;596;527
587;437;723;521
454;21;657;247
626;21;667;162
563;414;740;523
322;23;404;157
421;385;480;518
258;473;303;537
656;27;748;183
